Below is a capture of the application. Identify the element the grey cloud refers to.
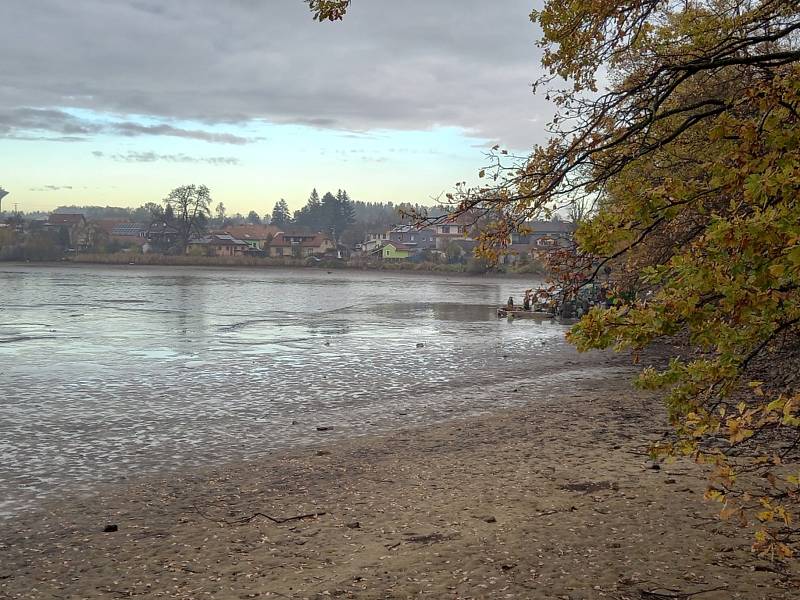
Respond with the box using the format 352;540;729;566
7;134;88;142
293;117;340;128
93;150;240;165
0;108;252;144
0;108;100;136
0;0;551;148
29;185;74;191
111;122;251;144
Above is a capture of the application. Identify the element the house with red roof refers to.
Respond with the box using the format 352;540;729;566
214;224;280;251
267;231;335;258
187;233;250;257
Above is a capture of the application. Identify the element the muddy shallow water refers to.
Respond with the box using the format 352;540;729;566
0;264;572;517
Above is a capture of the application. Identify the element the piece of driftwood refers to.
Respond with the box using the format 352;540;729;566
193;505;326;526
235;511;326;524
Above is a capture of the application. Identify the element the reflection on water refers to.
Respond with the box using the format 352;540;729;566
0;265;568;517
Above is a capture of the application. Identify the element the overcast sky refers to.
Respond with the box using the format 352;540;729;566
0;0;551;213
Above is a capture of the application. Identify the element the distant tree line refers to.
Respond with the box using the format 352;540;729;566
40;190;445;249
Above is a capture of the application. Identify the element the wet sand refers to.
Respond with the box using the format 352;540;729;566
1;356;798;599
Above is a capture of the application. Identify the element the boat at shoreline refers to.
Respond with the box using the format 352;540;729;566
496;307;555;319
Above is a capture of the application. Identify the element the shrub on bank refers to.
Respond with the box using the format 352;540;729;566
0;230;64;261
507;259;547;276
73;253;307;268
70;252;548;277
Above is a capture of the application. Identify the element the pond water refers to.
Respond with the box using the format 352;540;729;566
0;264;574;517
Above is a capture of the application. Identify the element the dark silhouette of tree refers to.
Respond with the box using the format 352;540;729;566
215;202;226;227
308;188;321;209
327;189;355;243
141;202;164;223
163;185;212;251
270;199;292;228
294;189;323;229
246;210;262;224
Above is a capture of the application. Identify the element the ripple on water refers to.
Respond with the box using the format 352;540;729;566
0;265;572;517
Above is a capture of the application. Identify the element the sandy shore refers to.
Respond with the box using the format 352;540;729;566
2;358;798;599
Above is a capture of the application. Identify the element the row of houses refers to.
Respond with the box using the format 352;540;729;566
358;218;575;262
41;214;339;258
187;229;336;258
37;212;574;262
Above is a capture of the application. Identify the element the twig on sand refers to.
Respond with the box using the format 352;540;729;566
98;588;132;598
639;585;728;599
193;505;326;526
534;506;577;517
234;511;327;524
753;563;789;575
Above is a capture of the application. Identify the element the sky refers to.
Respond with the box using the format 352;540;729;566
0;0;552;214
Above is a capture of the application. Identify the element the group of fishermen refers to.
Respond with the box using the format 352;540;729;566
506;288;556;313
505;283;615;318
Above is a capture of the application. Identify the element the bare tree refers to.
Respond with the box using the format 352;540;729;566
164;185;212;251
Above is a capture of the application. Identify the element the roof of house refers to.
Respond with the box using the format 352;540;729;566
367;241;411;255
148;222;180;234
189;233;247;246
189;233;249;247
111;222;147;236
382;241;412;251
390;224;435;234
48;213;85;226
215;224;280;241
91;219;128;235
276;228;321;238
270;232;333;248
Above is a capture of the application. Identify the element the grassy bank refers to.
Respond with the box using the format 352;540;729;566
67;253;547;276
73;252;305;268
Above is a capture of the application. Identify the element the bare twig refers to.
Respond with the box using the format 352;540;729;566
193;505;326;526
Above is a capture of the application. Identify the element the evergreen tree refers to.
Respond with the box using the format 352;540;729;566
320;190;355;243
336;189;355;236
270;199;291;228
308;188;321;209
294;188;324;229
246;210;261;224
